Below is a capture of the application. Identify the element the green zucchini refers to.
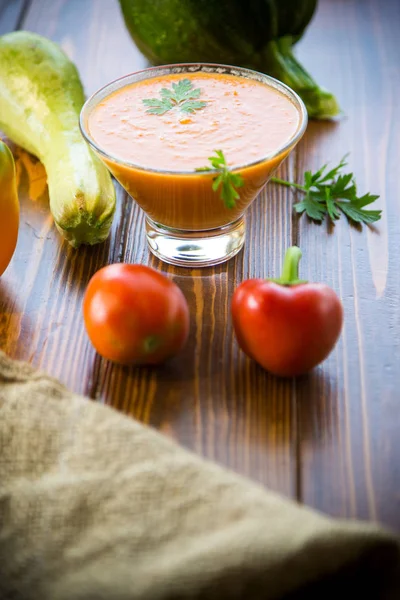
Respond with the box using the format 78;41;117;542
0;31;116;247
119;0;339;120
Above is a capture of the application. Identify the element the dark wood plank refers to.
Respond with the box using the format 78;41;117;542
0;0;297;496
20;0;148;94
96;180;297;492
294;0;400;529
1;0;399;531
0;0;141;383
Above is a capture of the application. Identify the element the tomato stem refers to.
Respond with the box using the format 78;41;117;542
268;246;308;286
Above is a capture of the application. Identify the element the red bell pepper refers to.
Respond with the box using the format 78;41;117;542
231;246;343;377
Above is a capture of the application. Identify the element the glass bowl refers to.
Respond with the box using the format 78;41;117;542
80;63;307;267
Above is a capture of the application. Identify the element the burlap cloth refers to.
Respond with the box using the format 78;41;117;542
0;351;398;599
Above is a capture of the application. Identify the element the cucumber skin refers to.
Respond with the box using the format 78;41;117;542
0;31;116;247
119;0;318;65
118;0;340;120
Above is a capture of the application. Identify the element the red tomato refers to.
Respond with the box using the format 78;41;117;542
83;264;190;365
231;248;343;377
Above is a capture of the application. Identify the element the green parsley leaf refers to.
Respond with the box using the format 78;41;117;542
196;150;244;209
294;194;327;221
325;188;341;221
143;78;207;116
271;155;382;226
338;193;381;224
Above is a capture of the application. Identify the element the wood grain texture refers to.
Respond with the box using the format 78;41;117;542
0;0;399;530
294;0;400;529
0;0;296;498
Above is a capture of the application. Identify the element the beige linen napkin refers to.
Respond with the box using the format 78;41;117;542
0;350;399;599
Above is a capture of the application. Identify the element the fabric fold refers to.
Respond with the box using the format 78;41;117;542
0;351;398;599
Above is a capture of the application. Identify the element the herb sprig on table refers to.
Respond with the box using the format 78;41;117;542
142;79;207;116
196;150;244;209
271;156;382;226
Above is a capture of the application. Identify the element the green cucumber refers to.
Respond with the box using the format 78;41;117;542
119;0;339;119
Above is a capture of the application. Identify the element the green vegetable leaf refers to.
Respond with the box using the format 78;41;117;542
143;78;207;116
196;150;244;209
294;195;327;221
338;193;381;224
142;97;174;116
313;154;349;184
325;188;341;221
180;100;208;114
271;155;382;227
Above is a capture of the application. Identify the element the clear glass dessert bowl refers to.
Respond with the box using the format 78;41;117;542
80;63;307;267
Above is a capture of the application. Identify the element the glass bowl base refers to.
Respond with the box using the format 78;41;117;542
145;217;245;268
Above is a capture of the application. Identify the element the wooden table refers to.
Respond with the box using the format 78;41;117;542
1;0;399;533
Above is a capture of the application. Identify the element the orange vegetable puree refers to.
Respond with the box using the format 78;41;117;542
89;72;300;230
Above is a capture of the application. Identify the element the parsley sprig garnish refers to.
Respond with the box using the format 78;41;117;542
142;79;207;116
271;156;381;226
196;150;244;209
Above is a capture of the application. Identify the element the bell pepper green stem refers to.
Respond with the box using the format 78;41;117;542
268;246;308;286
